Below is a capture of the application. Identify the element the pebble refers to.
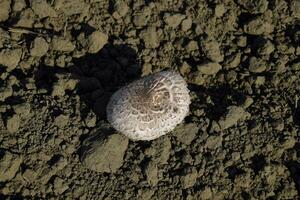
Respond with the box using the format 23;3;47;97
0;149;23;182
31;0;57;18
12;0;26;12
81;133;128;173
179;61;191;76
51;74;78;96
53;177;69;194
140;27;161;48
30;37;49;57
13;103;31;116
0;0;11;22
180;167;198;189
243;96;254;108
164;13;186;28
248;57;267;73
218;106;250;130
51;37;75;52
200;38;224;62
145;137;172;165
224;53;241;69
6;115;21;133
256;39;275;55
0;86;13;101
186;40;199;52
86;31;108;54
144;161;159;186
54;114;69;128
205;135;223;149
237;0;268;14
133;8;151;27
214;4;226;17
172;123;199;145
244;17;274;35
0;49;22;71
15;9;35;28
188;71;205;85
54;0;89;16
113;1;129;18
197;62;222;75
181;18;192;31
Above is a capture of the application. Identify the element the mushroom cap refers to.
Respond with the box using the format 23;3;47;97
106;70;191;140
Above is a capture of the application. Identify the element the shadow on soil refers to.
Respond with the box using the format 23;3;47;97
71;43;141;120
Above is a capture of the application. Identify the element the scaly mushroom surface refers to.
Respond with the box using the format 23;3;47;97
106;70;191;140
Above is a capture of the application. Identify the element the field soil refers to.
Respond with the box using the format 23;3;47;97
0;0;300;199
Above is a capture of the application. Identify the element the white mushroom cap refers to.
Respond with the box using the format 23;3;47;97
106;70;191;140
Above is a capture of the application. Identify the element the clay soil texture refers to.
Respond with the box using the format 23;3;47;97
0;0;300;199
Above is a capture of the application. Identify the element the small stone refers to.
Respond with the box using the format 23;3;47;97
197;62;222;75
179;61;191;76
215;4;226;17
188;72;205;85
181;18;192;31
0;0;11;22
145;137;172;165
6;115;20;133
54;114;69;128
13;103;31;116
243;96;254;108
237;0;268;14
224;53;241;69
140;27;161;49
22;168;37;183
257;39;275;55
180;167;198;189
51;37;75;52
218;106;250;130
30;37;49;57
13;0;26;12
31;0;57;18
272;120;284;131
244;17;274;35
15;8;35;28
199;187;213;200
51;74;78;96
186;40;198;52
0;86;13;101
85;112;97;128
164;13;186;28
255;76;265;86
113;1;129;18
248;57;267;73
236;36;247;47
144;161;159;186
54;0;89;16
200;38;224;62
53;177;69;194
281;137;295;150
81;133;128;173
0;149;23;182
173;123;199;145
290;0;300;18
133;7;151;27
0;49;22;71
0;28;9;48
86;31;108;54
205;135;223;149
291;62;300;71
142;63;152;76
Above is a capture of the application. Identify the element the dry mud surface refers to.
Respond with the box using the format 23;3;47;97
0;0;300;199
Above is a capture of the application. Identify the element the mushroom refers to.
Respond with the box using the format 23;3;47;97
106;70;191;140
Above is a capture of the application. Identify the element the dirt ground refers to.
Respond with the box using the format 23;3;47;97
0;0;299;199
